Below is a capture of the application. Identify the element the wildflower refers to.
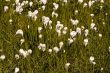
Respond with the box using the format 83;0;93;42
109;47;110;52
63;50;65;53
75;10;78;15
99;33;102;38
20;39;25;45
101;68;103;71
88;1;95;8
19;49;28;58
15;54;19;59
84;29;89;37
38;43;46;52
9;19;13;23
38;27;42;33
52;11;58;17
90;14;94;17
42;5;45;10
83;3;87;8
15;0;19;4
14;67;19;73
62;27;68;34
5;0;10;1
92;62;96;65
65;63;70;69
53;47;59;53
15;4;23;14
59;41;64;49
0;55;5;60
63;0;67;3
4;6;8;12
94;27;97;31
90;56;94;62
68;38;73;44
28;25;30;29
48;49;52;53
27;49;32;54
29;2;33;7
78;0;83;4
53;3;59;10
40;0;47;5
83;38;88;46
70;31;77;38
76;27;81;35
39;34;42;39
28;10;38;20
56;21;64;36
81;26;85;30
100;0;104;3
49;20;52;25
42;16;50;27
90;23;95;29
16;29;23;36
70;19;79;26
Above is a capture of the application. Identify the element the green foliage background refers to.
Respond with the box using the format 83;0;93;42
0;0;110;73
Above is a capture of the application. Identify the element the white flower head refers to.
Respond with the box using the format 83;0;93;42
29;2;33;7
100;0;104;3
84;29;89;37
9;19;13;23
90;56;94;62
109;47;110;52
63;0;67;3
15;0;19;4
92;62;96;65
16;29;23;36
101;67;103;71
76;27;81;35
19;49;28;57
99;33;102;38
27;49;32;54
84;38;88;46
48;49;52;53
62;27;68;34
42;5;45;10
59;41;64;49
75;10;78;15
0;55;5;60
53;47;59;53
65;63;70;69
14;67;19;73
38;27;42;33
39;34;42;39
81;26;85;30
70;31;77;38
83;3;88;8
53;3;59;10
20;39;25;45
42;16;50;27
88;1;95;8
40;0;47;5
78;0;83;3
90;23;95;29
38;43;46;52
70;19;79;26
5;0;10;1
90;14;94;17
52;11;58;17
4;6;8;12
15;54;19;59
68;38;73;44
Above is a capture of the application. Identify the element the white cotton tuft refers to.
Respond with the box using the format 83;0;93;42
16;29;23;36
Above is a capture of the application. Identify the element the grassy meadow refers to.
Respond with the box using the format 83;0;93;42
0;0;110;73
